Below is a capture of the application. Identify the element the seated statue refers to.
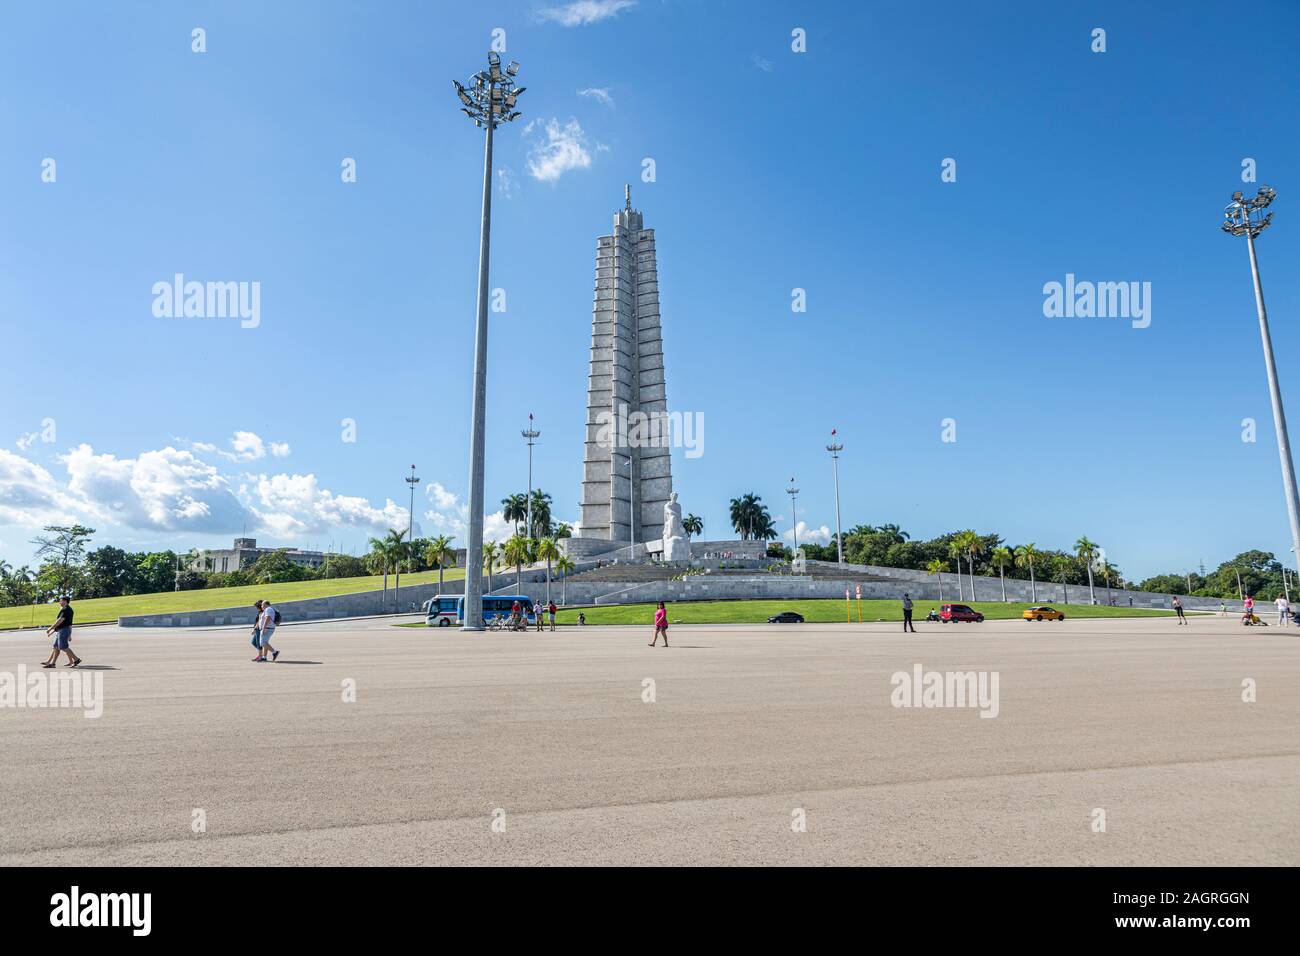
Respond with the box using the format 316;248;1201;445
662;491;690;562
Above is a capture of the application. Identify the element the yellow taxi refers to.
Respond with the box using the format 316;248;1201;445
1022;605;1065;622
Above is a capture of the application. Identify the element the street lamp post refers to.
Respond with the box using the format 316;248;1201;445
786;478;800;558
522;415;540;540
455;53;525;631
1222;185;1300;573
826;432;844;566
404;464;419;613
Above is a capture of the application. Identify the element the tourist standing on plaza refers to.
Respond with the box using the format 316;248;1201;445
1172;596;1187;625
902;593;916;633
650;602;669;647
41;596;80;668
534;600;544;633
547;600;557;632
1275;594;1290;627
255;599;279;661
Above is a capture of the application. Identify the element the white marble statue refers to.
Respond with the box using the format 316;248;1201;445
662;491;690;562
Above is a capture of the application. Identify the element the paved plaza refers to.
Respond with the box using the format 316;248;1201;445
1;615;1296;866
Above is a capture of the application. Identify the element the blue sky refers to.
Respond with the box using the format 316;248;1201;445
2;0;1299;580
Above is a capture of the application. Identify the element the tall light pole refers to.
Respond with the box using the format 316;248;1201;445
826;430;844;566
404;464;419;612
522;414;540;540
1222;185;1300;571
786;478;799;557
455;52;525;630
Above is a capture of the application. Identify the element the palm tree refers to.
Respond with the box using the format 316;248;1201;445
556;555;575;605
0;559;11;579
535;537;561;604
482;541;501;594
1015;543;1039;603
423;534;457;594
729;493;765;540
383;528;409;608
366;532;399;606
554;522;573;540
501;494;528;535
682;513;703;537
947;540;965;601
503;534;531;594
926;558;947;602
1053;555;1072;604
960;531;982;599
991;546;1012;602
528;489;554;538
1075;536;1099;605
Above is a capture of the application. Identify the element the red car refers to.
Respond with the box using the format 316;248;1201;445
940;603;985;623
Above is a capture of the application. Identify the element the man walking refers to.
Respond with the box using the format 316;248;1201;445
902;593;916;633
41;596;81;668
255;599;279;661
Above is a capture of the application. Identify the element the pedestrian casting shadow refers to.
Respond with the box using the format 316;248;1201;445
651;645;711;648
70;665;118;670
267;660;323;665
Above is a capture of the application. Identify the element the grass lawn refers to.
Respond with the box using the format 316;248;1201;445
0;567;465;631
398;598;1175;627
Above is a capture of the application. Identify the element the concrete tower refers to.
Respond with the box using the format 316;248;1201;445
578;186;672;548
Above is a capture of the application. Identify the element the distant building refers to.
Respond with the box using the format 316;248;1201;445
192;538;328;573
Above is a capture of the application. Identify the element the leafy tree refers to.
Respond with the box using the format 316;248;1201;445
501;494;528;535
926;558;947;602
482;541;501;594
553;522;573;540
135;551;179;595
83;546;137;598
729;493;772;541
528;489;553;538
247;549;311;585
503;534;531;593
318;553;367;579
29;524;95;597
682;513;704;537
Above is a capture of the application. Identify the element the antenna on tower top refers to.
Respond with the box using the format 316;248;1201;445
625;184;631;209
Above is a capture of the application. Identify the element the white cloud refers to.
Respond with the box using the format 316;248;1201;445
536;0;635;27
785;522;831;545
0;449;81;526
578;87;615;109
248;473;409;538
62;443;250;533
422;482;516;544
523;118;593;183
269;442;291;458
496;166;517;199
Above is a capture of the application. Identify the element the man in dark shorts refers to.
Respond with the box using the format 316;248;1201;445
41;596;81;668
902;593;916;632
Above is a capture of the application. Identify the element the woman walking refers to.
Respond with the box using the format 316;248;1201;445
1172;595;1188;625
249;600;264;660
650;602;669;647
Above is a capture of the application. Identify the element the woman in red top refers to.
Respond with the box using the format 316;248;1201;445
650;602;669;647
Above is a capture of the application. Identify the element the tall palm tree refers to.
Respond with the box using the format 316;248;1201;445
503;534;531;594
553;522;573;540
555;555;575;605
1015;543;1039;603
535;537;560;604
0;559;11;579
1075;535;1099;605
366;533;396;606
383;528;409;609
926;558;947;602
947;540;965;601
1053;555;1072;604
423;534;457;594
729;493;764;540
482;541;501;595
501;494;528;535
682;513;703;537
991;546;1012;602
960;531;982;599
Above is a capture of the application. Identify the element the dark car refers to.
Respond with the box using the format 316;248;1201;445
939;603;984;623
768;611;805;624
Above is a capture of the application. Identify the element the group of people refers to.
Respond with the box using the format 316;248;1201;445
501;599;559;631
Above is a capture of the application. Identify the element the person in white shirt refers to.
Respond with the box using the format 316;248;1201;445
1275;595;1290;627
255;600;279;661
